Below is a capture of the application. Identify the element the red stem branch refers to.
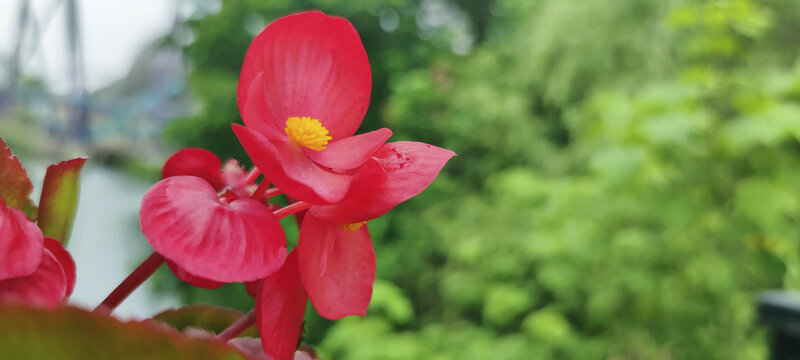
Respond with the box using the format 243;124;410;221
273;201;311;219
251;181;271;200
244;167;261;185
94;252;165;313
216;309;256;342
264;187;283;199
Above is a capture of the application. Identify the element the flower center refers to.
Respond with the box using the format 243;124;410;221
284;116;332;151
340;221;366;232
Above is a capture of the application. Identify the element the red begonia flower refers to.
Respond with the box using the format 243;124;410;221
234;11;392;204
166;260;224;289
255;251;307;360
158;149;256;288
291;142;453;319
140;176;287;283
0;198;43;281
310;141;456;224
297;214;374;319
162;148;224;190
43;237;75;298
0;240;69;308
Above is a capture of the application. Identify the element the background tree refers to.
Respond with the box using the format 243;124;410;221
162;0;800;358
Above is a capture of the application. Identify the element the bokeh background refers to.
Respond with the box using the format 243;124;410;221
3;0;800;358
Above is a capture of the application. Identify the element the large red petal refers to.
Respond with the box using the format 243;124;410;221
140;176;287;282
0;247;67;308
305;128;392;171
238;11;371;141
162;148;224;190
310;141;456;223
233;124;350;204
166;260;224;289
297;215;375;320
256;251;307;360
242;72;287;142
43;237;75;298
0;199;43;281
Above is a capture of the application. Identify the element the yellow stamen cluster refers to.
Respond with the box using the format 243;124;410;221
340;221;366;232
284;116;332;151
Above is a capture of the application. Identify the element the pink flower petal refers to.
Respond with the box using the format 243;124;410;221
0;247;67;308
162;148;224;190
237;11;371;141
241;72;287;142
0;199;43;281
298;214;375;319
43;237;75;298
166;260;224;289
256;251;307;360
305;128;392;171
310;141;455;223
233;124;350;204
140;176;287;282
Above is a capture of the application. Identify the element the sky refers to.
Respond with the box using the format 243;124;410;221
0;0;176;94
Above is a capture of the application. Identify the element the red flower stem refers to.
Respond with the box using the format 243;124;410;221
273;201;311;219
264;188;283;198
252;180;271;200
216;309;256;342
244;167;261;184
94;252;165;313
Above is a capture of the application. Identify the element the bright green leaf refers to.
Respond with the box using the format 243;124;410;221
37;157;88;245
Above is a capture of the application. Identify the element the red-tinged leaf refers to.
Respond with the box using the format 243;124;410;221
153;304;258;338
0;137;33;212
0;305;248;359
228;338;320;360
38;157;88;245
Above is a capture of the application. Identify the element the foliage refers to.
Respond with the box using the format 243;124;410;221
164;0;800;358
0;305;246;359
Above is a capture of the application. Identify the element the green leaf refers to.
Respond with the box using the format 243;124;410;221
0;305;247;359
37;157;88;245
152;304;258;338
0;137;34;212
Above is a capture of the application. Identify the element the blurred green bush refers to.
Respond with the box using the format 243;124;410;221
159;0;800;358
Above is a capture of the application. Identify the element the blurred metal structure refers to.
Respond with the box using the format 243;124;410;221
0;0;192;155
0;0;88;143
65;0;89;142
758;291;800;360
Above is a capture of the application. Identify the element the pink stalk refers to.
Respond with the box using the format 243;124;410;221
273;201;311;219
94;252;165;313
216;309;256;342
252;181;271;200
244;167;261;184
264;188;283;198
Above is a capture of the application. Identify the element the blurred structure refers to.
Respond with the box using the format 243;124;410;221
0;0;190;162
